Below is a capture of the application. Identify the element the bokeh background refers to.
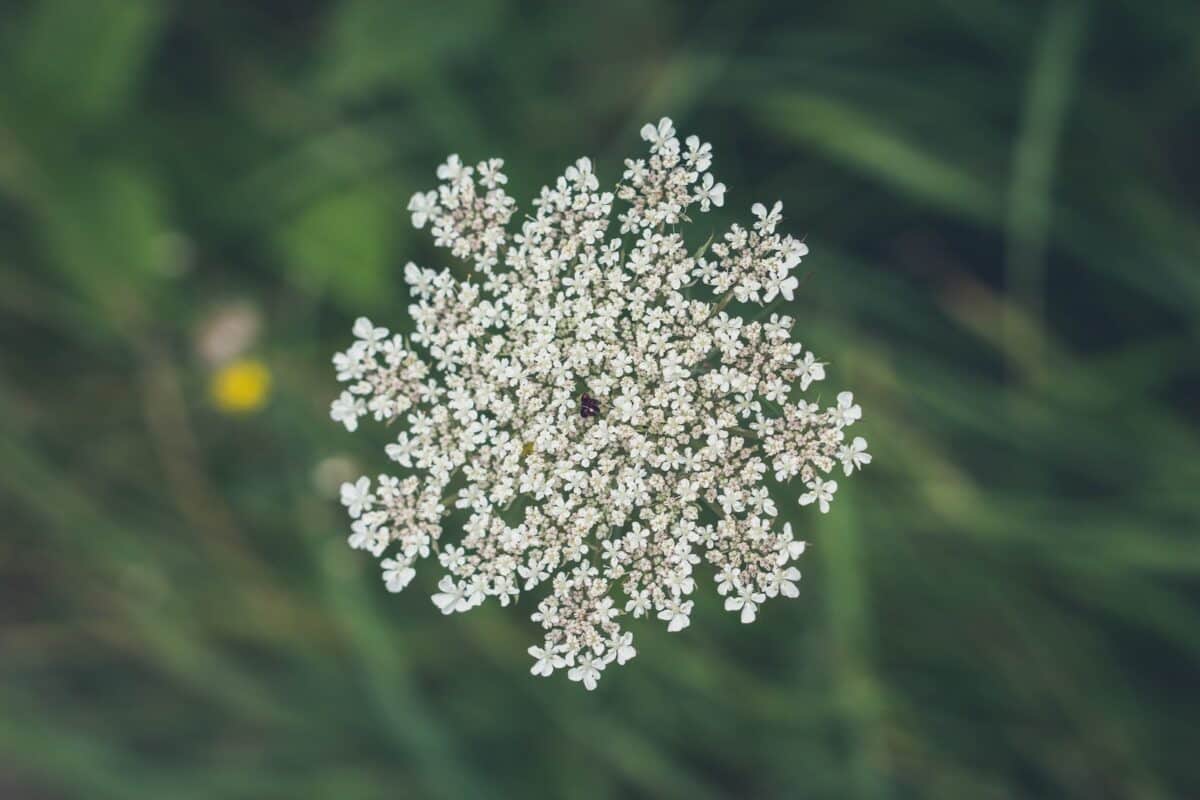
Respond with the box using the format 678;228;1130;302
3;1;1198;797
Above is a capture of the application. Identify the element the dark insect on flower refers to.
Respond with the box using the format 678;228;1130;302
580;393;601;418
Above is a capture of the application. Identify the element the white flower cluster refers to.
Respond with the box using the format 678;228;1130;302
330;118;870;689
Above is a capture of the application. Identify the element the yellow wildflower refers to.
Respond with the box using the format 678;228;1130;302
210;358;271;413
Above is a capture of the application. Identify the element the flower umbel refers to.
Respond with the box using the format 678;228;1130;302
330;118;870;689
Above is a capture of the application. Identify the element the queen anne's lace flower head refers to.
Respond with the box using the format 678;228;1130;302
330;118;870;689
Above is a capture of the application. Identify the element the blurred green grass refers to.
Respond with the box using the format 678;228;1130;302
2;1;1199;798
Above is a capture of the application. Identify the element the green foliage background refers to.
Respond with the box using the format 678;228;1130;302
2;1;1198;797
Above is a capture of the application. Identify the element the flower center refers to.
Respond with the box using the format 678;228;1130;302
579;393;601;418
